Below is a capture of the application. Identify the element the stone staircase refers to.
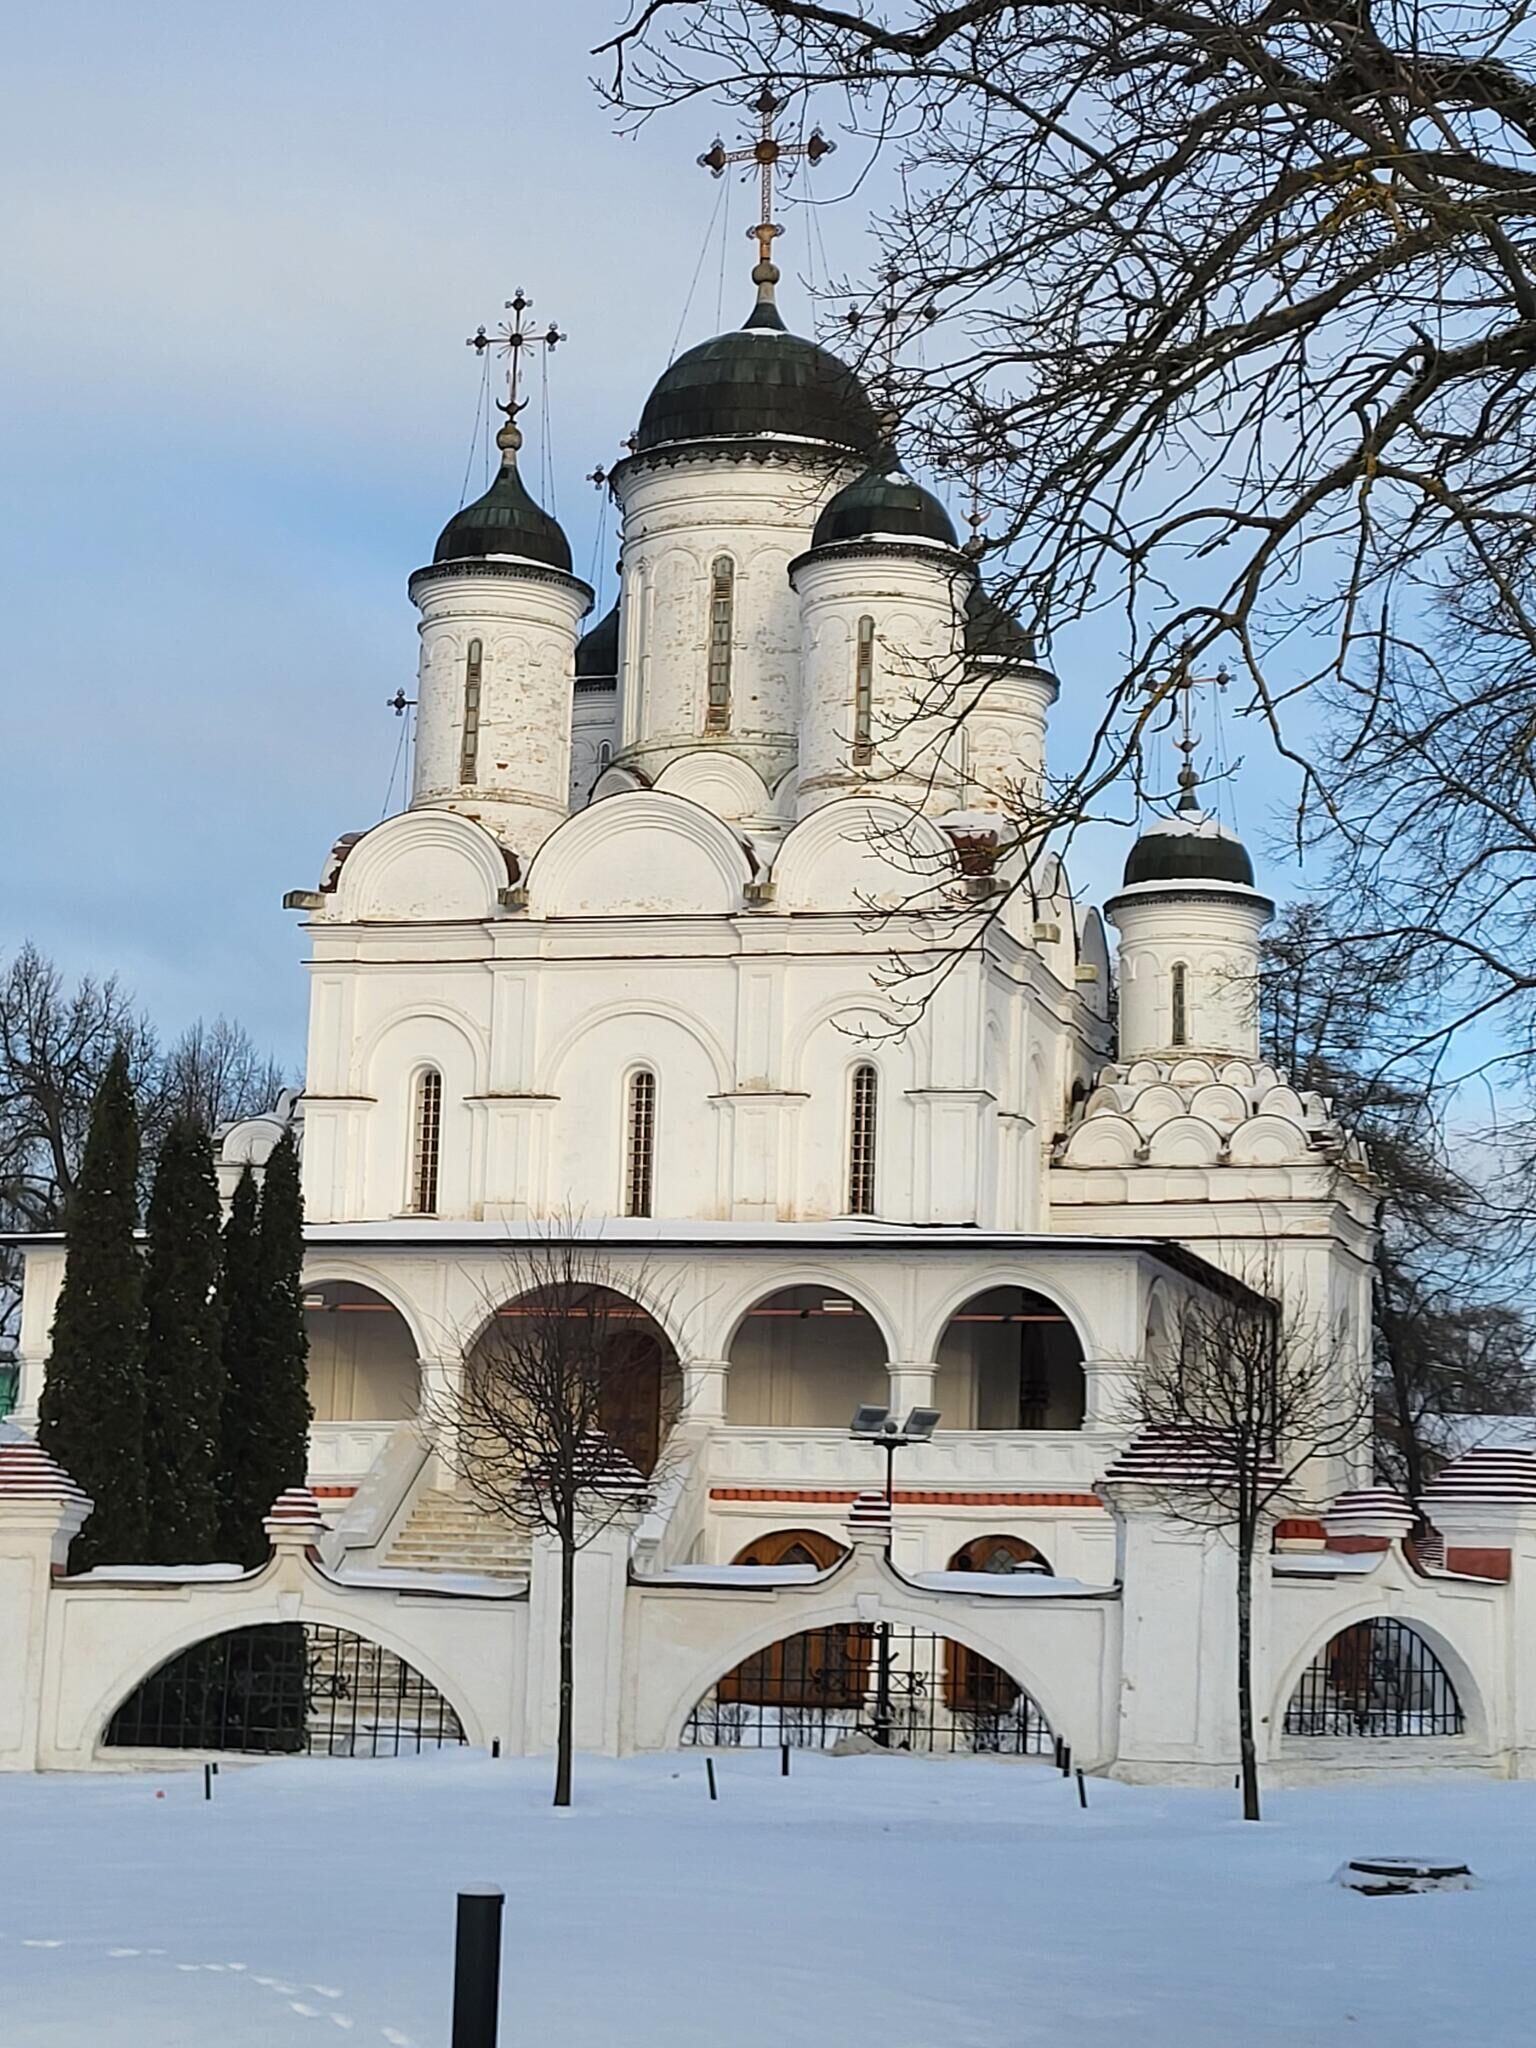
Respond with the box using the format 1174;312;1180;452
385;1489;532;1582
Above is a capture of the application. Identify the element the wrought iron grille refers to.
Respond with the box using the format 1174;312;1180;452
1283;1618;1465;1738
409;1068;442;1215
104;1624;466;1758
683;1624;1053;1756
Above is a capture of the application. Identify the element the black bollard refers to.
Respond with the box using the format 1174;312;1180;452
1060;1744;1072;1778
1053;1737;1064;1770
451;1887;504;2048
491;1739;501;1760
1076;1768;1088;1810
781;1743;790;1778
203;1763;213;1802
706;1757;718;1801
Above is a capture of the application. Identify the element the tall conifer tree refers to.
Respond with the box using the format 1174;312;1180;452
37;1045;147;1570
142;1116;224;1562
218;1135;311;1568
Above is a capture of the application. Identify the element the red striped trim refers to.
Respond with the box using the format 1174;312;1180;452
710;1487;1104;1507
309;1486;356;1499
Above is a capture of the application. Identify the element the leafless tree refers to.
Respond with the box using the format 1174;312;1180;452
1132;1265;1371;1819
429;1235;681;1806
601;1;1536;1065
146;1017;291;1149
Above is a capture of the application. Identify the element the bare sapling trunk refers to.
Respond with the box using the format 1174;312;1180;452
423;1227;679;1807
1235;1528;1260;1823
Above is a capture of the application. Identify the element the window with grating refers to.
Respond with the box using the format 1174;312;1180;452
848;1064;879;1215
459;639;483;785
706;558;734;732
853;615;876;764
408;1069;443;1215
1170;961;1189;1046
624;1069;657;1217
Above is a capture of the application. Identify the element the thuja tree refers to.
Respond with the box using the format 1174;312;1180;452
218;1136;311;1568
36;1046;147;1570
142;1116;225;1563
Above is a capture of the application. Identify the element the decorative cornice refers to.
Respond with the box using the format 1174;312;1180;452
610;440;854;489
408;559;595;607
788;538;974;583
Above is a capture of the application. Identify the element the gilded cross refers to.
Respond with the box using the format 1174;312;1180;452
466;288;565;425
698;86;835;271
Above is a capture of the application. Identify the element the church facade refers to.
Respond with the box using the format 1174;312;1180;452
16;254;1534;1784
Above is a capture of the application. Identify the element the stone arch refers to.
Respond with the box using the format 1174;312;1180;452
723;1282;892;1428
465;1278;682;1478
731;1529;847;1569
658;1598;1067;1753
303;1278;420;1423
85;1601;484;1757
300;1261;434;1363
330;809;509;924
1273;1607;1486;1748
541;997;732;1100
948;1533;1053;1575
932;1284;1087;1431
772;797;957;914
917;1268;1095;1370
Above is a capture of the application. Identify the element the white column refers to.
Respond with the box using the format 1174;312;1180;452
888;1363;938;1416
681;1359;730;1427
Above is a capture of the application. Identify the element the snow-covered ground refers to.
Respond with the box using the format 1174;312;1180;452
2;1751;1533;2046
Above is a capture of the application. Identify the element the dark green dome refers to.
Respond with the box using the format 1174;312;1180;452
634;300;880;457
434;428;572;571
1122;811;1256;889
965;582;1038;663
811;461;958;550
576;603;619;678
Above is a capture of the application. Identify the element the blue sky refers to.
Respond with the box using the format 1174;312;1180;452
2;1;1316;1071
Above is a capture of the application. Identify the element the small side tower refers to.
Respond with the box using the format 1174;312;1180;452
406;306;592;856
960;583;1060;815
789;446;973;816
1106;766;1274;1061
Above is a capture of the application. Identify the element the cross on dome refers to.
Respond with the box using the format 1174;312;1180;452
467;288;565;461
698;86;835;308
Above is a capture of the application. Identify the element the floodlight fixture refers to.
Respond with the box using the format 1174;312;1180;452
850;1404;891;1438
821;1298;857;1315
901;1407;942;1443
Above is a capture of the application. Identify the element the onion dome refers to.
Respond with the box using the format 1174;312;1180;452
811;458;958;550
575;603;619;678
1122;805;1256;890
965;582;1038;664
433;418;572;571
634;294;880;459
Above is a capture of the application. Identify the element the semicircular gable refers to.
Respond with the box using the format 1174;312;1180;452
654;751;773;823
525;791;754;918
1227;1113;1311;1165
772;798;956;913
331;810;510;924
1145;1115;1224;1167
1060;1114;1141;1166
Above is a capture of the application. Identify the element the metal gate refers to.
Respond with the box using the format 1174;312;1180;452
104;1623;467;1757
1283;1618;1464;1738
682;1623;1053;1755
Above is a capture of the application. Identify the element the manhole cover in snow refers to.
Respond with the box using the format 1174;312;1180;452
1335;1857;1477;1895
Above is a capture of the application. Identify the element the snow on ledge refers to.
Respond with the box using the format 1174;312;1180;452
329;1565;524;1599
1272;1552;1386;1577
910;1570;1104;1597
70;1563;249;1583
640;1564;826;1588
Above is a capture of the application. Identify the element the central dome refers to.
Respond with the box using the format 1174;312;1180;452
633;301;880;458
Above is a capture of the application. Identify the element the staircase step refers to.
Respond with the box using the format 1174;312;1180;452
384;1487;532;1580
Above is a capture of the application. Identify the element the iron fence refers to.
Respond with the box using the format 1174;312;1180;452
105;1622;466;1757
1283;1617;1464;1738
683;1623;1053;1755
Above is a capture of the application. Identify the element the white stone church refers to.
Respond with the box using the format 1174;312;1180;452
9;249;1536;1784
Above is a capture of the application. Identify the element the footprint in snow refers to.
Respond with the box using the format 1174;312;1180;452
290;2001;320;2017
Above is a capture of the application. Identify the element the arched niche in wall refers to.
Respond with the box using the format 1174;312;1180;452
303;1279;420;1423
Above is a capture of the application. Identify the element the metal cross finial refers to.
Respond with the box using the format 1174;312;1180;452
698;85;836;281
1168;645;1230;809
466;288;565;432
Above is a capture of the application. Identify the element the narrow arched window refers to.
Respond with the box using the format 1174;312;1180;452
848;1064;878;1215
598;741;611;770
408;1069;443;1215
624;1069;657;1218
853;616;876;764
1171;962;1189;1047
706;557;734;732
459;639;483;785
